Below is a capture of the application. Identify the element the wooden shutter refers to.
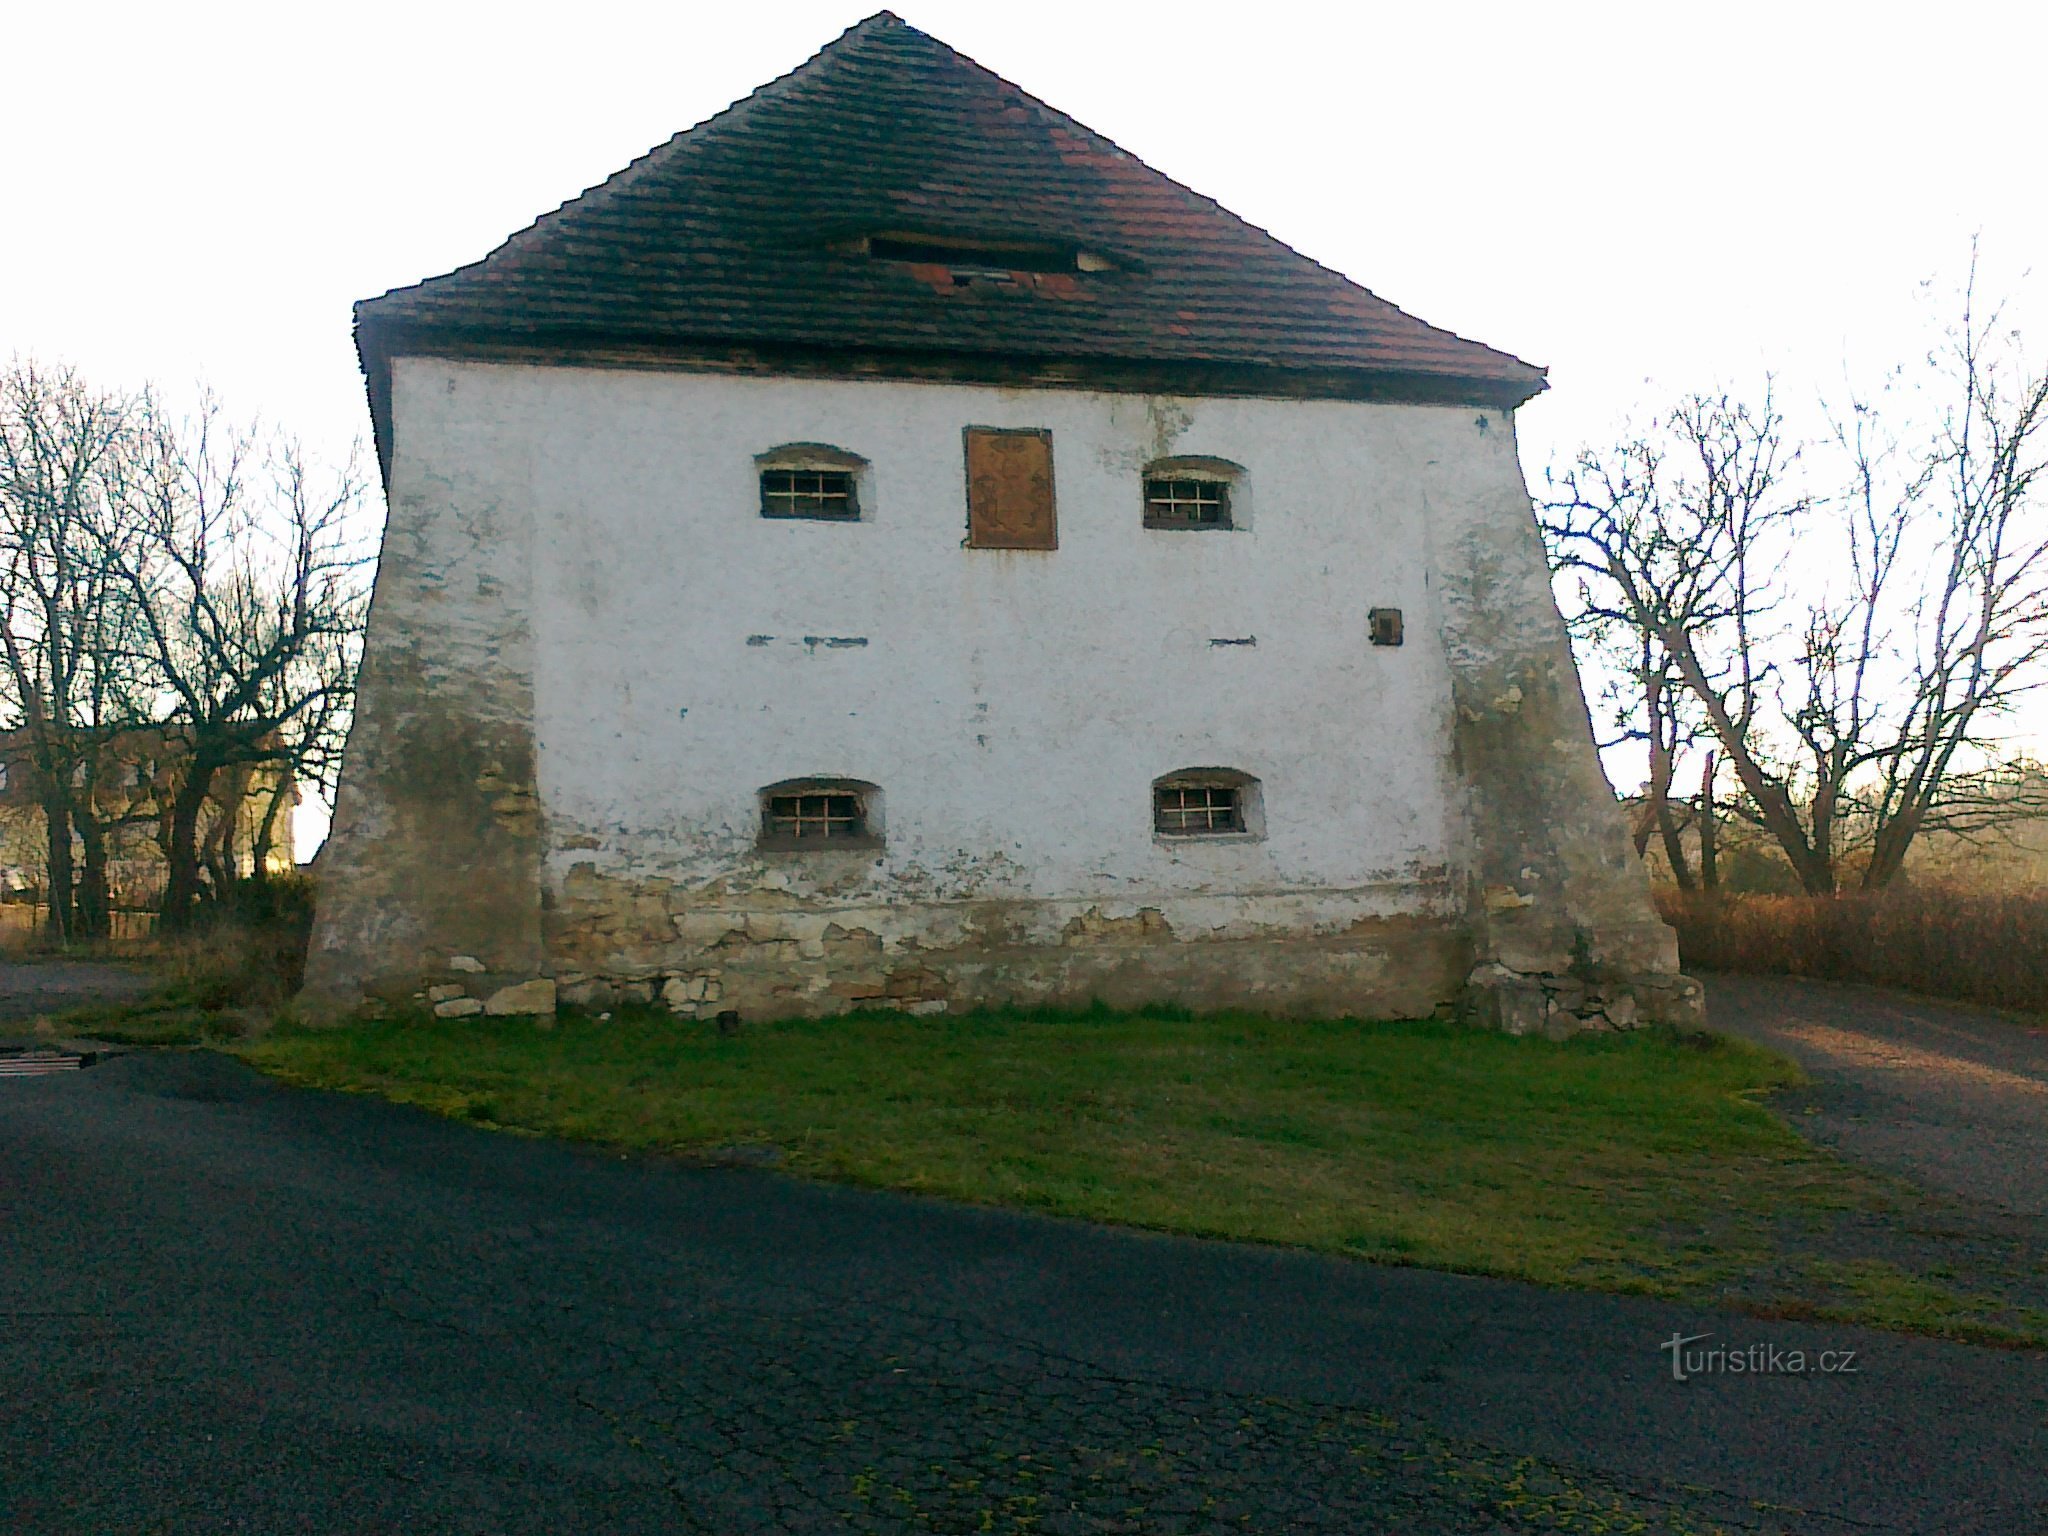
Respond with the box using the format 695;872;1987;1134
963;427;1057;550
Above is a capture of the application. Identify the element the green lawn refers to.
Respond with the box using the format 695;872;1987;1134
234;1004;2046;1343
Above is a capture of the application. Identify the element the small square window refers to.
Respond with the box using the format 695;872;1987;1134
1143;477;1231;530
1154;782;1243;836
760;468;859;521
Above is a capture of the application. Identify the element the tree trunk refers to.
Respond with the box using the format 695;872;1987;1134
202;805;232;904
160;761;218;932
1656;799;1695;892
1698;753;1719;893
41;793;74;943
76;814;111;939
1799;782;1838;894
250;779;288;881
1664;628;1837;893
1861;788;1931;890
1644;673;1694;889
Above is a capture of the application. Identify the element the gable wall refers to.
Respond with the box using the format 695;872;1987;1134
463;360;1486;1016
310;355;1683;1024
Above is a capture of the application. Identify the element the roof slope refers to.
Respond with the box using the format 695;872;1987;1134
357;13;1543;408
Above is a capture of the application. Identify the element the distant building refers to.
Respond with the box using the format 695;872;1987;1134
0;727;295;909
308;13;1697;1032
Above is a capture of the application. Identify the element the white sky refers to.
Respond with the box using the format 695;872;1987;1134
9;1;2045;854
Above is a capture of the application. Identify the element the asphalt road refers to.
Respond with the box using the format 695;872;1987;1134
5;1044;2045;1534
0;958;149;1028
1708;973;2048;1216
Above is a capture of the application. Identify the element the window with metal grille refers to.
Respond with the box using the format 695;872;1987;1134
1143;477;1231;529
1154;782;1243;836
760;468;858;521
757;779;882;851
764;791;864;841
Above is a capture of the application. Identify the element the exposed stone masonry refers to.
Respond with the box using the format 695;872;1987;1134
535;864;1472;1023
1460;961;1705;1040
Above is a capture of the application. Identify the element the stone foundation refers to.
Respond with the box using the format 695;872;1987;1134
538;870;1472;1021
1460;961;1705;1040
383;936;1705;1038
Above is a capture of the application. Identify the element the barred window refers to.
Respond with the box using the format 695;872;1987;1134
1153;769;1260;840
755;444;868;522
1143;477;1231;529
760;468;858;521
1141;456;1244;531
758;779;881;851
766;792;863;841
1155;783;1241;836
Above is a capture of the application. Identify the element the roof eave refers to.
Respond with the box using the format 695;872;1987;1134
357;315;1545;485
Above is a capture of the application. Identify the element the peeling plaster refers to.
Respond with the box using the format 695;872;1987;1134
305;361;1692;1027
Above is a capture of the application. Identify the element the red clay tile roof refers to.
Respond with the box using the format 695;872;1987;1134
357;13;1544;413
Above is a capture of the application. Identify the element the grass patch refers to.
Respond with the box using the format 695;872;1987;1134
52;974;279;1048
242;1003;2001;1311
54;992;230;1047
36;889;316;1047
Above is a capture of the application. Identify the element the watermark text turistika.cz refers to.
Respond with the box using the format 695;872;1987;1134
1660;1332;1859;1382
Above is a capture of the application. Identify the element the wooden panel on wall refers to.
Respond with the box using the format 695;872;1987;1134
963;427;1057;550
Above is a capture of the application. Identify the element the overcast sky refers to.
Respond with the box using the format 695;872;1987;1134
9;1;2045;848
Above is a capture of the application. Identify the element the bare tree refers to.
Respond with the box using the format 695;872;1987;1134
1544;269;2048;893
1544;387;1808;886
0;360;148;939
110;397;371;929
1566;587;1709;887
1843;276;2048;885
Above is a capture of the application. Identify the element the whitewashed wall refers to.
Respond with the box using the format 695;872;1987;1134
382;358;1509;941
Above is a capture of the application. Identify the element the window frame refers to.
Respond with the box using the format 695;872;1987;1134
756;777;885;854
1151;768;1265;843
754;444;871;524
1140;456;1245;532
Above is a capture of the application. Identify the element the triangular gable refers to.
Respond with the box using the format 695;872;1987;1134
357;12;1543;443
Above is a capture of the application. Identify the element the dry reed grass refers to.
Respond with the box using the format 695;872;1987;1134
1658;884;2048;1014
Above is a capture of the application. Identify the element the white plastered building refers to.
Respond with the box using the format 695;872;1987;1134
307;13;1695;1033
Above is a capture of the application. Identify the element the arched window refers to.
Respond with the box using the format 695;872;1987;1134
1152;768;1262;839
1142;456;1244;531
757;778;883;851
755;444;870;522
